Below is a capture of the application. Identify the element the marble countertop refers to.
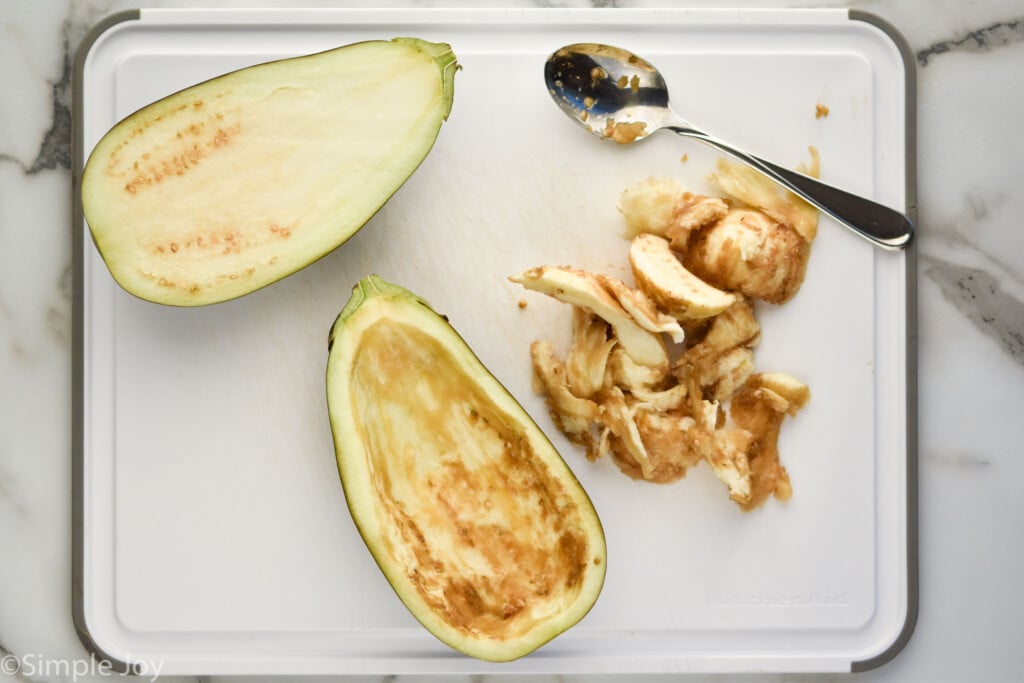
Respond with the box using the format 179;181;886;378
2;1;1021;681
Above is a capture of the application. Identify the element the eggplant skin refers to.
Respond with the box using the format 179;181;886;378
81;39;458;306
326;276;607;661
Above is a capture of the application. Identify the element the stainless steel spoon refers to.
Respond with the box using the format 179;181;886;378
544;43;913;250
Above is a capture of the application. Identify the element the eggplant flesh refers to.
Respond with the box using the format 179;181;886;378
326;276;607;661
81;39;457;306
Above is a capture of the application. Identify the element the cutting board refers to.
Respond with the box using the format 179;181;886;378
73;7;916;675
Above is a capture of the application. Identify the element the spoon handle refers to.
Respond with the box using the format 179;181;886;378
675;128;914;250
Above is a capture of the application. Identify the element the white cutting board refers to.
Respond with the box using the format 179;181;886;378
73;7;915;675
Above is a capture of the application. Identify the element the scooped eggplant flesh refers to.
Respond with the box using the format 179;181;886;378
326;276;606;661
81;38;457;306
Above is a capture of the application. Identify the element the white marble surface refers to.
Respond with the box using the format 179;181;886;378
1;0;1022;681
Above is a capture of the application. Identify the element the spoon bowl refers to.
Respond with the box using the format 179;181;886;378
545;43;669;143
544;43;914;250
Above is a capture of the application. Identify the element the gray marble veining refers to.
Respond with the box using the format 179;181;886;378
924;253;1024;362
24;30;72;175
916;15;1024;65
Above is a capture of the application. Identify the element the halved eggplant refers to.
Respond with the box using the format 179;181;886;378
81;38;457;305
326;276;606;661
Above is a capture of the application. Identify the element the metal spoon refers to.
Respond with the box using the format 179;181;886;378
544;43;913;250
